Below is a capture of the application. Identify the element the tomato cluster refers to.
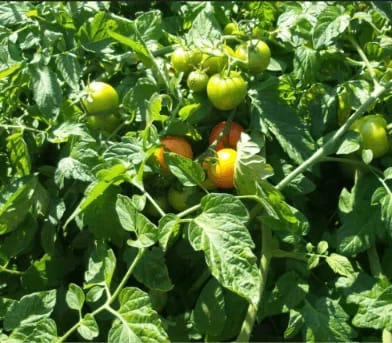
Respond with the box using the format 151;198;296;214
78;23;273;216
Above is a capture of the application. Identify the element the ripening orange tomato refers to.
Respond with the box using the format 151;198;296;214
209;121;244;151
207;148;237;189
154;136;193;172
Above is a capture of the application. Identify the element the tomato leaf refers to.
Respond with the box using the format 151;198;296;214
3;289;57;331
335;174;385;256
188;193;261;306
116;194;158;248
77;313;99;340
185;2;222;49
84;241;116;289
312;5;350;50
107;287;170;343
29;63;62;119
65;283;85;312
6;132;31;177
165;152;205;187
0;174;38;235
192;278;227;338
8;318;58;343
347;281;392;331
55;52;81;90
298;297;356;342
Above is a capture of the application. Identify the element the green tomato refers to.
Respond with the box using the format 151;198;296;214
223;22;244;36
167;186;204;212
82;81;119;115
234;39;271;73
145;195;171;218
206;72;247;111
86;113;121;132
170;47;202;74
186;70;209;92
350;114;390;158
201;50;228;75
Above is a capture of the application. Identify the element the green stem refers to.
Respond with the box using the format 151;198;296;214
235;226;272;343
367;245;391;343
110;248;145;304
348;35;380;88
56;249;145;343
276;82;390;191
0;124;46;134
0;264;24;276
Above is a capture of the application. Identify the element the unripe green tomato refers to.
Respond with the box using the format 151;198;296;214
223;22;244;36
201;50;228;75
167;186;204;212
145;195;171;218
186;70;209;92
170;47;202;74
86;113;121;132
207;72;247;111
234;39;271;73
82;81;119;115
350;114;390;158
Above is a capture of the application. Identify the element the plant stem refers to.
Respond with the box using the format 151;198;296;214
0;264;24;276
367;244;391;343
348;35;380;88
235;226;272;343
110;248;145;304
276;82;390;191
56;248;145;343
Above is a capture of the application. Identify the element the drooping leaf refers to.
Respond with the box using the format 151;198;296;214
335;174;385;255
313;5;350;49
185;2;222;49
116;194;158;248
3;289;57;331
56;52;81;90
84;241;116;289
129;247;173;292
6;132;31;177
192;278;227;338
165;152;205;187
347;282;392;331
187;193;261;306
8;318;57;343
0;174;38;235
299;297;356;342
29;63;62;119
250;77;316;164
55;157;94;189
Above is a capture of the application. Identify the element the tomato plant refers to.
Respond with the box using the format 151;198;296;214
1;2;392;343
207;148;237;189
206;72;247;111
209;120;244;150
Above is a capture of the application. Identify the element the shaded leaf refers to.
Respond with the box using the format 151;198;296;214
188;193;261;306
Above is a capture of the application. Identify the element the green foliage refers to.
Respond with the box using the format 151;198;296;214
0;1;391;342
